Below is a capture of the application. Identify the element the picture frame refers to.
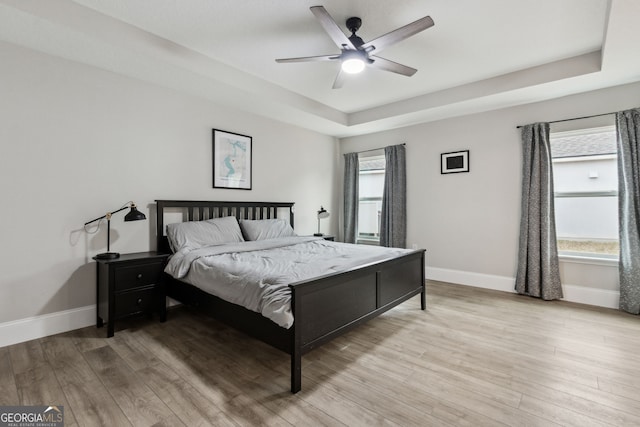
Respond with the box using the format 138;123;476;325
212;129;252;190
441;150;469;174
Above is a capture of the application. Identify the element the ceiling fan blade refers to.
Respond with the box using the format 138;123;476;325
369;56;417;77
332;69;346;89
310;6;356;50
362;16;434;55
276;55;339;63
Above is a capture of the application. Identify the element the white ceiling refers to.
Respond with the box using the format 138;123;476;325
1;0;639;137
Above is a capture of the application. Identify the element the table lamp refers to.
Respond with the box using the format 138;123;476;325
314;206;330;236
85;201;146;260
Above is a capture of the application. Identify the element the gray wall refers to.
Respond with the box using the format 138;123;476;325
0;41;338;329
340;81;640;306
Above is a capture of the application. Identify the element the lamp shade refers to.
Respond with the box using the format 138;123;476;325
340;50;366;74
317;207;330;219
124;204;146;222
341;58;365;74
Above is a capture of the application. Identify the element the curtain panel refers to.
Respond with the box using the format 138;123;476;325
515;123;563;300
380;144;407;248
343;152;359;244
616;108;640;314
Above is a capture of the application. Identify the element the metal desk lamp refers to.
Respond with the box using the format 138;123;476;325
84;201;146;259
314;206;330;236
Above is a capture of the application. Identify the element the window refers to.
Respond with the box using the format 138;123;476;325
358;154;385;245
550;126;618;258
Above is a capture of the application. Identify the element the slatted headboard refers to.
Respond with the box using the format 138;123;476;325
155;200;295;254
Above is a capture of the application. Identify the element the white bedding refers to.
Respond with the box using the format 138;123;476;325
164;236;412;328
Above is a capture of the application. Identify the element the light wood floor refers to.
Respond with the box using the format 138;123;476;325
2;281;640;426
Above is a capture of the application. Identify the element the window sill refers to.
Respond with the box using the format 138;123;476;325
357;238;380;246
558;253;619;267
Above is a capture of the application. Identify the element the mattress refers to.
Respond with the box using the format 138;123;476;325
164;236;411;328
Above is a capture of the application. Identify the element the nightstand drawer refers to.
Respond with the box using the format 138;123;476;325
114;262;162;291
115;287;157;318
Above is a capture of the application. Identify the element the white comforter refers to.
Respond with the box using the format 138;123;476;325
164;236;411;328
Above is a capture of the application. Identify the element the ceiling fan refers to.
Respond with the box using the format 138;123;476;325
275;6;435;89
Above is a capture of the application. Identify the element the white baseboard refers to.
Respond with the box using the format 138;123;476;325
426;267;620;309
0;271;622;349
0;305;95;348
561;284;620;309
426;267;515;293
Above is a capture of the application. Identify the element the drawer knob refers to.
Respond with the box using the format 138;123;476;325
137;273;143;280
137;298;143;305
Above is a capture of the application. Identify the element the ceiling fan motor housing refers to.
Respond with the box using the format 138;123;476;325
346;17;362;33
346;17;365;49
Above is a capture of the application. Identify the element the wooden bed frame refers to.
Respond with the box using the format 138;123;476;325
156;200;426;393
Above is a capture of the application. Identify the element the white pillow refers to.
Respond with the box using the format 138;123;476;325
239;219;296;241
166;216;244;252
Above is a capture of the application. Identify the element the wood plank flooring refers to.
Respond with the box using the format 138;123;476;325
1;281;640;426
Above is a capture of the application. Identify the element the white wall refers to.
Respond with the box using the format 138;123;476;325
340;81;640;307
0;42;338;338
555;196;618;240
553;158;618;193
554;157;618;240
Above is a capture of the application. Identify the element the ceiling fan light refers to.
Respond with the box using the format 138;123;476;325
342;58;365;74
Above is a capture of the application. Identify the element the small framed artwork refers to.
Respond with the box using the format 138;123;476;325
212;129;252;190
441;150;469;174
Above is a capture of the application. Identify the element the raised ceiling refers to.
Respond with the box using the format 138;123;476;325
1;0;639;137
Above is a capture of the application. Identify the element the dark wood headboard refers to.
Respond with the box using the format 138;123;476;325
155;200;295;254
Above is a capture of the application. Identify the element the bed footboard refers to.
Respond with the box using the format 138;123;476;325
289;249;425;393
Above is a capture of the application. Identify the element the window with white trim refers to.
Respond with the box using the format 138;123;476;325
550;126;618;258
358;154;385;245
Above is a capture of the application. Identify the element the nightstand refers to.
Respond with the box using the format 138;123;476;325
94;251;170;337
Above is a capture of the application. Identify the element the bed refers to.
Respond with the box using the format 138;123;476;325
156;200;426;393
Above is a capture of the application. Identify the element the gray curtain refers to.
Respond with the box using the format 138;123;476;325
343;152;359;244
515;123;563;300
380;144;406;248
616;108;640;314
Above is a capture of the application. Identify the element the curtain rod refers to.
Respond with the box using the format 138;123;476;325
349;143;406;155
515;112;615;129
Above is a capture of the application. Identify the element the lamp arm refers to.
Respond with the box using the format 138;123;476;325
83;202;133;226
84;214;107;227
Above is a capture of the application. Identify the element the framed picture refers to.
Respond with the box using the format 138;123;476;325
441;150;469;174
212;129;252;190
